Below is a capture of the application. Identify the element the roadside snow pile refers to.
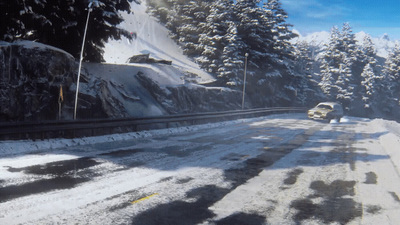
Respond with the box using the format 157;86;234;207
0;115;281;158
374;119;400;175
339;116;351;123
329;116;351;124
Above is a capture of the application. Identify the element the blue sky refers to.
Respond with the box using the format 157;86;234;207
276;0;400;39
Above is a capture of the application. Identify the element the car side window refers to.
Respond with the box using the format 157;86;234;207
318;104;331;110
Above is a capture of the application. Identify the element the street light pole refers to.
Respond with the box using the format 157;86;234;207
74;1;97;120
241;53;249;110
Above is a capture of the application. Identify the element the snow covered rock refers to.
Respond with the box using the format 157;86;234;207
127;53;172;65
0;39;242;122
0;41;128;121
136;72;242;113
0;41;78;121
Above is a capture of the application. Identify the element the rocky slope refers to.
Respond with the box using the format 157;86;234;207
0;41;78;121
0;40;242;122
0;1;245;122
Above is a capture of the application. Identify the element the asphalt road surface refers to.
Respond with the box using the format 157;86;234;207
0;114;399;224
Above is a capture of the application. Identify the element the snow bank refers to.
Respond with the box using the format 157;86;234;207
374;119;400;175
0;115;277;158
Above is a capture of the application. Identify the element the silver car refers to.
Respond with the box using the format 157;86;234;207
308;102;344;121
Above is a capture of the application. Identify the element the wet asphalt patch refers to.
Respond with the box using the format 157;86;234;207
215;212;266;225
130;145;308;225
364;172;377;184
129;126;322;224
365;205;382;214
0;176;89;203
100;149;144;157
99;144;206;159
175;177;193;184
109;202;132;212
310;180;356;198
159;176;174;182
126;161;146;168
220;153;249;161
130;185;229;225
162;145;192;157
283;168;304;185
331;148;358;171
291;180;362;224
224;128;317;187
6;157;100;176
1;157;100;202
224;152;284;187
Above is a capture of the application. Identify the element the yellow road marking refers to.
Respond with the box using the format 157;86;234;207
131;193;159;204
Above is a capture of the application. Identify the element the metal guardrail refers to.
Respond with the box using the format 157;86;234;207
0;107;306;140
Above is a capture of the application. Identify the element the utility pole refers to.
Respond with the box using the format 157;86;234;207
241;53;249;110
74;1;99;120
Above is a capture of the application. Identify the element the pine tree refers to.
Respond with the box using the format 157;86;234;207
384;44;400;94
318;23;359;108
382;44;400;108
263;0;296;58
361;35;376;63
340;23;357;57
293;41;319;104
176;0;211;56
360;63;378;109
335;56;354;102
145;0;299;107
146;0;174;24
234;0;297;106
0;0;134;62
196;0;234;74
319;26;341;99
218;21;246;86
335;23;356;103
234;0;290;75
234;0;267;69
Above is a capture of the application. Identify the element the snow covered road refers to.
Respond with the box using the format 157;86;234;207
0;114;400;224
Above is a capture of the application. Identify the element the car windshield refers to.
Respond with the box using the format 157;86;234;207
317;104;332;110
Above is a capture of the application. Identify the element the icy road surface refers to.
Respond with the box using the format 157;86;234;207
1;114;400;224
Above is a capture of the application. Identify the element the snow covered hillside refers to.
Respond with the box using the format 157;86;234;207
0;1;245;121
103;1;214;84
81;1;243;117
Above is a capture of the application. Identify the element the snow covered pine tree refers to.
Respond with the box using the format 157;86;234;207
0;0;135;62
